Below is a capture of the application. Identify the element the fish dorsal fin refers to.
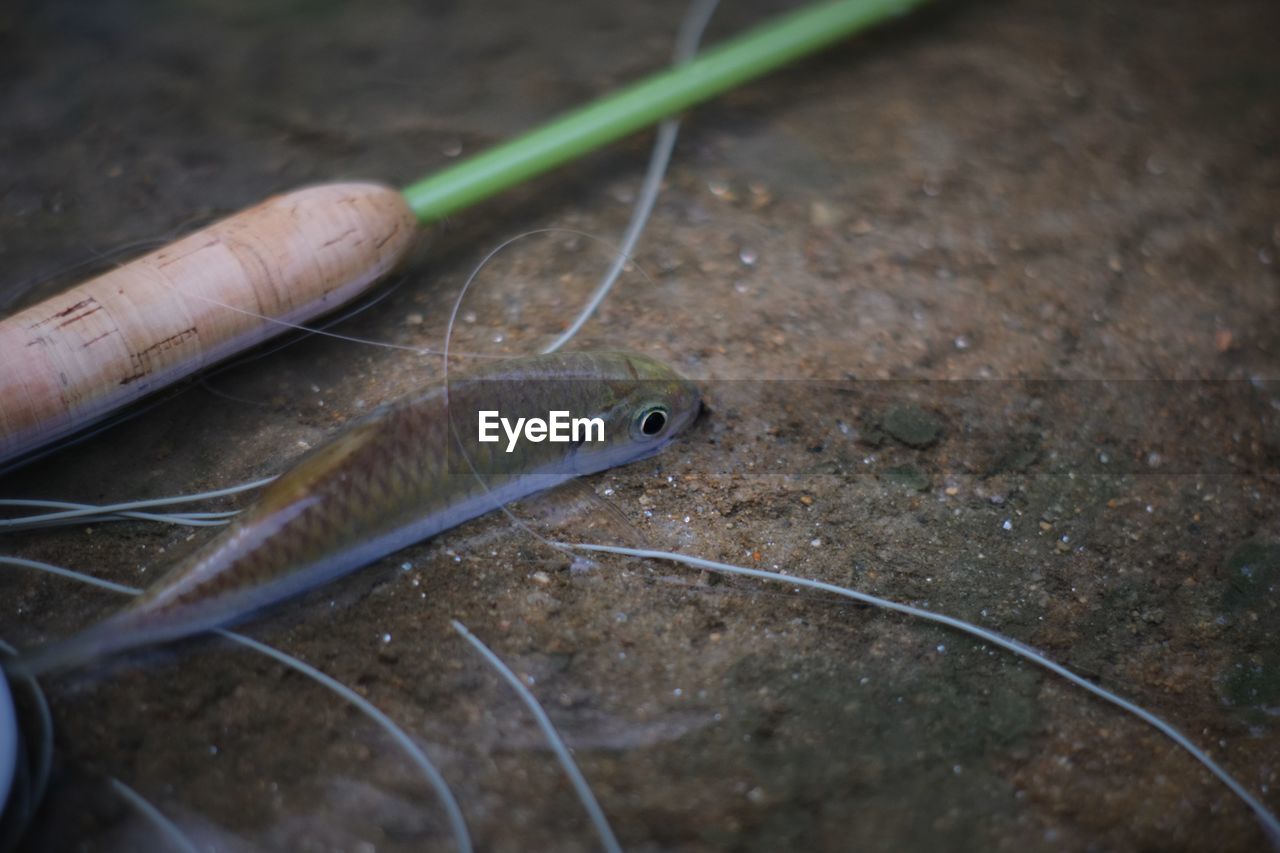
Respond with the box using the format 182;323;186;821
255;418;384;513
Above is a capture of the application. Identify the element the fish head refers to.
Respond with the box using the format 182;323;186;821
572;351;702;474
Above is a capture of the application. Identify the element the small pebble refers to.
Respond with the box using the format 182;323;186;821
810;200;839;228
707;179;733;200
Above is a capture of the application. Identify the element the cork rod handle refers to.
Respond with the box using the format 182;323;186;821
0;182;419;466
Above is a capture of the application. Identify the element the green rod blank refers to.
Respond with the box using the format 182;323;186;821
401;0;925;223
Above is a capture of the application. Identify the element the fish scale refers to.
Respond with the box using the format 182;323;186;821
18;351;700;674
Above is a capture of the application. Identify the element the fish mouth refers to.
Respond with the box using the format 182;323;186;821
668;379;704;437
693;396;710;425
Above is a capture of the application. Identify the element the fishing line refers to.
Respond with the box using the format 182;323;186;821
0;509;234;531
0;477;275;531
3;223;647;481
2;0;931;470
438;0;721;562
558;541;1280;848
425;5;722;838
107;777;200;853
452;619;622;853
153;281;446;358
441;229;658;371
194;270;417;407
219;630;472;853
2;0;707;532
0;2;933;850
438;229;658;561
542;0;720;355
0;213;215;314
1;268;417;466
145;221;659;366
0;557;474;853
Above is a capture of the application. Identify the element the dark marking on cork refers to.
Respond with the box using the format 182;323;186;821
27;297;101;330
138;327;198;358
119;326;198;385
226;238;272;315
374;222;401;250
53;298;95;319
321;227;357;248
81;329;117;348
156;238;218;269
56;303;104;329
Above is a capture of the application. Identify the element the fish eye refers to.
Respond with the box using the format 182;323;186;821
633;404;670;439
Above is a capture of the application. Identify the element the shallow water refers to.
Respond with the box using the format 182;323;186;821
1;0;1278;850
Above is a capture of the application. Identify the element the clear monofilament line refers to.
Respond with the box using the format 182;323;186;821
107;777;200;853
0;500;237;519
557;542;1280;848
452;620;622;853
542;0;721;355
0;478;272;531
217;630;472;853
1;0;724;533
0;501;236;530
0;557;473;853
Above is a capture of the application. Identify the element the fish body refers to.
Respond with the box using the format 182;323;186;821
20;351;700;674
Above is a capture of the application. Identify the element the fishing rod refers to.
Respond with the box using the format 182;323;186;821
0;0;927;467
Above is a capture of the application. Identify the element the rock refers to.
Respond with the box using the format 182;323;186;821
882;405;944;448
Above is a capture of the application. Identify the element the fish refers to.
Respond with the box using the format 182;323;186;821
16;350;701;675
